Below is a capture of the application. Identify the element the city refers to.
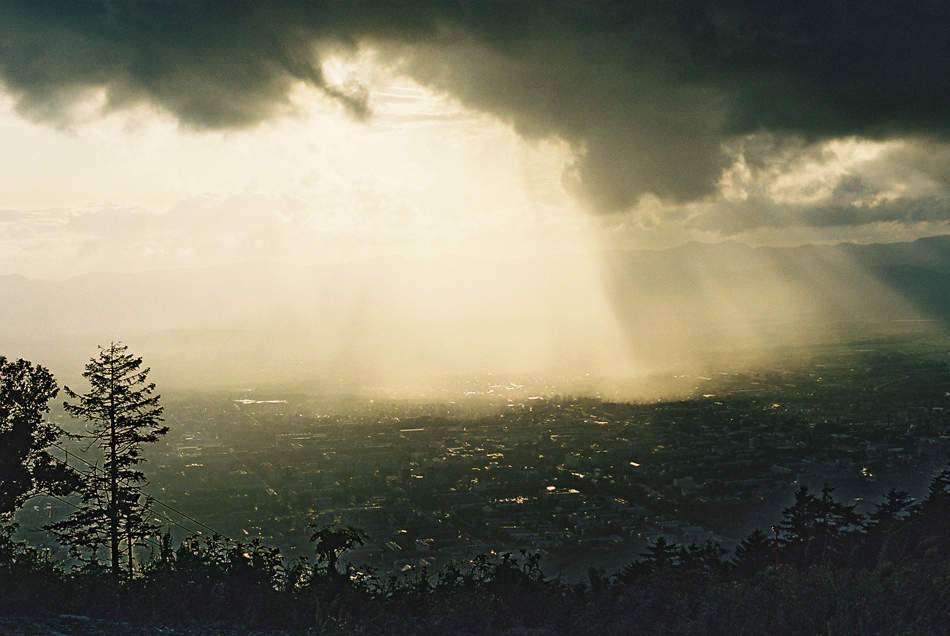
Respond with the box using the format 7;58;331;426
20;334;950;581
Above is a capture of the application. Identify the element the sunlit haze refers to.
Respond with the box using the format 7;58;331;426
2;7;949;395
10;7;950;622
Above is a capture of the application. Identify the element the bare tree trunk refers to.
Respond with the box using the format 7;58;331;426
127;524;134;578
108;357;121;579
109;408;120;578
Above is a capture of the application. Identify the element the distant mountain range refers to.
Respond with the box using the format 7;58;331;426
3;235;949;388
603;234;950;346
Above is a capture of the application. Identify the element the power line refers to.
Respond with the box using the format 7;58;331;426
150;498;229;539
152;508;208;539
51;442;231;540
52;441;104;473
43;493;165;553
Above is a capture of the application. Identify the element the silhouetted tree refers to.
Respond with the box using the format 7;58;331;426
641;536;680;567
616;536;680;583
778;484;863;568
47;343;167;578
910;468;950;557
308;524;368;631
310;524;366;577
680;540;727;575
868;489;917;529
0;356;78;519
860;488;917;566
732;528;775;575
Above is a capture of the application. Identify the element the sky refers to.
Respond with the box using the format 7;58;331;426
1;2;949;390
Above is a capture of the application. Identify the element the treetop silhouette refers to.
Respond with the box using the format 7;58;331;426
47;342;167;578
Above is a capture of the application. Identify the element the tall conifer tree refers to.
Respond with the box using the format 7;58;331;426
48;343;167;577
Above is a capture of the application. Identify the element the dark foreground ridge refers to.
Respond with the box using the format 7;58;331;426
5;470;950;635
0;615;297;636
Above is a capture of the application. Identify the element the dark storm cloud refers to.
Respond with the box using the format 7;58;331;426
0;1;386;125
2;1;950;211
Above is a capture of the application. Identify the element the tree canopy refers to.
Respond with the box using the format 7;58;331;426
47;343;167;577
0;356;78;518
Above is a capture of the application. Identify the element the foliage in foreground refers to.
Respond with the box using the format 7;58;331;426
4;534;950;635
48;342;168;578
0;356;78;518
6;473;950;634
